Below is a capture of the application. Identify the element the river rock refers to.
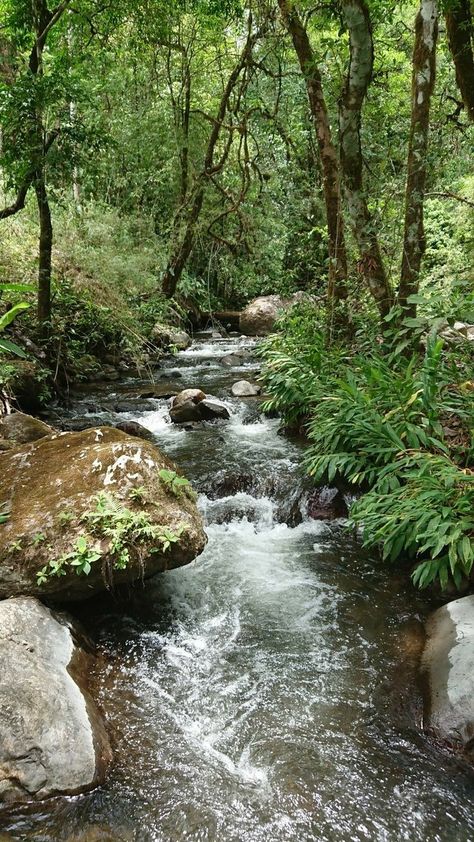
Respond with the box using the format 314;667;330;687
114;420;156;442
170;390;230;424
421;595;474;753
170;389;206;423
305;487;348;520
151;323;192;351
0;427;206;601
0;411;54;444
198;399;230;420
0;597;111;804
221;352;251;367
231;380;261;397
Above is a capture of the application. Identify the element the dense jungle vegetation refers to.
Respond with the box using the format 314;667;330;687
0;0;473;592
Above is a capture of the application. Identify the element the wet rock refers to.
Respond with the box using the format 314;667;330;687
107;399;158;414
170;390;230;424
0;411;54;444
199;399;230;421
421;595;474;753
130;385;178;400
57;415;113;433
0;427;206;601
221;351;251;367
170;389;206;423
231;380;261;397
114;420;156;442
151;323;192;351
0;597;111;805
173;388;206;407
305;487;348;520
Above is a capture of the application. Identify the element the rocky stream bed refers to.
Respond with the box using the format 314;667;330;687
0;334;473;841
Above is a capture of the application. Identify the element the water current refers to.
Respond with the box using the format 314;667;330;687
2;335;474;841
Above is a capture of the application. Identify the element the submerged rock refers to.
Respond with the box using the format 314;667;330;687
421;595;474;754
0;597;111;804
231;380;261;397
0;427;206;601
0;411;54;444
221;351;251;367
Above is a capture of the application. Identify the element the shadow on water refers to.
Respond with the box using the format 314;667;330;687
2;337;474;841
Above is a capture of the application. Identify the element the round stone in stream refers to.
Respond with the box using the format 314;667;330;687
231;380;261;397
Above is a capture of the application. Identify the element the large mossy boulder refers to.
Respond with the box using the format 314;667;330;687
0;596;111;804
421;595;474;755
0;427;206;601
239;292;316;336
239;295;284;336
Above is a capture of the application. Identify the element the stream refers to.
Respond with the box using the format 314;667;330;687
2;335;474;841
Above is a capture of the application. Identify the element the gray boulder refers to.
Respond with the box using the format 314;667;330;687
0;411;54;444
0;597;111;805
231;380;261;397
421;595;474;753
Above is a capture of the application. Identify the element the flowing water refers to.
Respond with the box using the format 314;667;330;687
2;336;474;841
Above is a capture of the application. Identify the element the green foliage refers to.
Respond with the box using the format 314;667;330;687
0;286;30;358
351;454;474;591
258;302;349;425
260;309;474;592
159;469;197;500
37;492;184;584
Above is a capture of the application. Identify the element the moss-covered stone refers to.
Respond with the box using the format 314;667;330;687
0;427;206;601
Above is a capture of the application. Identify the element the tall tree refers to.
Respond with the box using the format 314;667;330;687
338;0;393;318
161;13;268;298
445;0;474;122
277;0;348;302
399;0;439;316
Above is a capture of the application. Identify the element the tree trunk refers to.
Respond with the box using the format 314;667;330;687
399;0;439;317
278;0;348;301
339;0;393;318
35;175;53;329
445;0;474;122
161;22;265;298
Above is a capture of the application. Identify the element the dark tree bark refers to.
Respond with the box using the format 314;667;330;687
399;0;439;317
339;0;393;318
278;0;348;302
445;0;474;122
161;21;265;298
35;174;53;327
